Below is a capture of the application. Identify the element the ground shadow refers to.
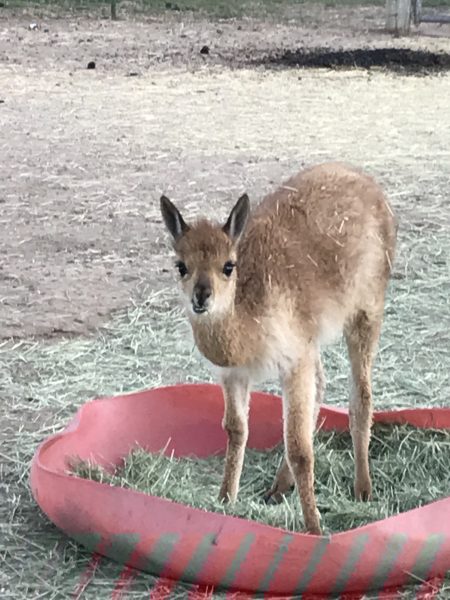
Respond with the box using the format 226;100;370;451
253;48;450;75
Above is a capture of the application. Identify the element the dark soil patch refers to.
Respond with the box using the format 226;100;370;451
258;48;450;75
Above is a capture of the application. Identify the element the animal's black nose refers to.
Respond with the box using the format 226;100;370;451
194;285;211;307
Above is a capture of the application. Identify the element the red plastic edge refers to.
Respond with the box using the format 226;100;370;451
30;383;450;596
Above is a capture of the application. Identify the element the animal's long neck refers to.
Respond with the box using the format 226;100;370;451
190;304;261;368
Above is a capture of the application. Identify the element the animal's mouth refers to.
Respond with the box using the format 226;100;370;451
192;305;208;314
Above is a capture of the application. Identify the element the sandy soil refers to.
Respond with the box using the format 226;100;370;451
0;5;449;339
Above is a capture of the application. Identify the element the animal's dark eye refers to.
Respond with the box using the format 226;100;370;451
176;261;188;277
223;261;235;277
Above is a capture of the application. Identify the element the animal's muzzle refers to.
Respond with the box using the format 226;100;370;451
192;281;212;313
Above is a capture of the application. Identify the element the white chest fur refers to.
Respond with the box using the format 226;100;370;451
217;309;302;384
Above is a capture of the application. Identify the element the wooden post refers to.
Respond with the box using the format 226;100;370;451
385;0;412;34
111;0;117;20
412;0;422;25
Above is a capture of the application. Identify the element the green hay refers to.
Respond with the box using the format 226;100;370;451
71;424;450;535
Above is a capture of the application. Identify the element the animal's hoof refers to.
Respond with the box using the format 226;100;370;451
354;479;372;502
306;524;323;535
262;490;281;505
304;510;322;535
218;486;236;504
262;484;295;505
218;492;230;504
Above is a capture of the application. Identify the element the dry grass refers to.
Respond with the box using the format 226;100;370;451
1;64;450;599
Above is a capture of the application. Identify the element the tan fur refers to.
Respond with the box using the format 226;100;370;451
161;162;397;534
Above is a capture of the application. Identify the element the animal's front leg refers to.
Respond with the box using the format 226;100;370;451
265;355;325;505
218;372;251;503
283;355;322;535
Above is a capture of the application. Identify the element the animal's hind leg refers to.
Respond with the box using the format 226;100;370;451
263;357;325;504
345;308;383;502
314;355;325;426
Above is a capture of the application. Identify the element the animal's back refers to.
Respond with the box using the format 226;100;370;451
237;162;397;336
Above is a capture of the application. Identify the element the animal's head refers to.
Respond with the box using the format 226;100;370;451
160;194;250;319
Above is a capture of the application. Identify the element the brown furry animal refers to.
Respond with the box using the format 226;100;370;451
160;162;397;535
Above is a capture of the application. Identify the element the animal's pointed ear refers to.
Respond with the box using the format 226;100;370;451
222;193;250;243
160;195;189;240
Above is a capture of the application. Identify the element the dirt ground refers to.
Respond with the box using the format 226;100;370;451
1;4;450;339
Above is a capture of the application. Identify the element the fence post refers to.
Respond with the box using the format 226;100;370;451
111;0;117;20
412;0;422;25
385;0;412;34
